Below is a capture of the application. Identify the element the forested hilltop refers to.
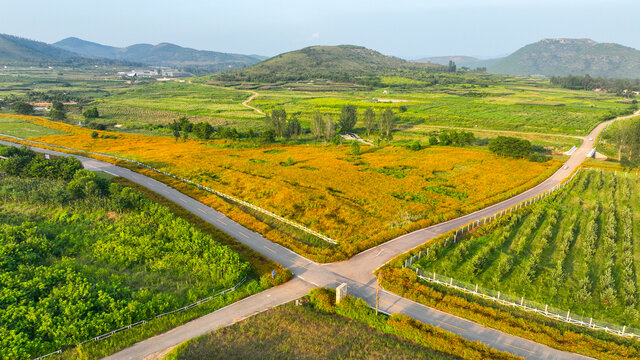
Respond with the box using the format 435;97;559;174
213;45;448;83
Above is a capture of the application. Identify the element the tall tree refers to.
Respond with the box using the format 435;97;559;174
363;107;376;137
338;105;357;133
325;115;335;143
379;108;396;139
285;117;302;139
268;108;287;137
311;111;325;139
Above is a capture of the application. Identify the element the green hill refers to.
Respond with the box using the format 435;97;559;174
54;37;265;73
488;38;640;78
214;45;441;82
0;33;131;67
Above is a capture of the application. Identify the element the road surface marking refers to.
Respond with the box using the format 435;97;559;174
217;219;227;225
295;262;310;270
504;343;535;354
381;299;400;309
435;319;466;332
198;208;207;215
239;231;250;239
264;246;276;254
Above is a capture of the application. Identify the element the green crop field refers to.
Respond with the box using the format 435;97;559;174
249;83;631;136
92;82;263;128
414;170;640;328
0;148;252;359
0;115;67;137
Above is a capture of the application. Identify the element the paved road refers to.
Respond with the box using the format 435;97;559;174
103;278;314;360
4;111;637;359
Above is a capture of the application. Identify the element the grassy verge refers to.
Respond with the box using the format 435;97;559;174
165;288;520;360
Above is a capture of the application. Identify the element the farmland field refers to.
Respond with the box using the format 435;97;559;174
166;288;517;360
245;82;631;136
71;77;634;139
91;82;263;129
0;116;66;137
4;115;561;261
413;169;640;328
0;151;252;359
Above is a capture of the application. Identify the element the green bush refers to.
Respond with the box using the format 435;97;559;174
12;101;33;115
82;107;99;119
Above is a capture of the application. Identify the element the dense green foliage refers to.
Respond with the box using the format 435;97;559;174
414;170;640;328
82;106;99;119
12;101;33;115
488;136;532;157
600;116;640;167
0;146;83;180
0;146;248;359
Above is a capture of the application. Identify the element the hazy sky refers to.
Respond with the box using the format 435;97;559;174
4;0;639;59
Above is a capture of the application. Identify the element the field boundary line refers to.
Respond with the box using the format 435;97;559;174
0;133;337;245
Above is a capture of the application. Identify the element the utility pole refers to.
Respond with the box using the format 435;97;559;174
376;273;382;315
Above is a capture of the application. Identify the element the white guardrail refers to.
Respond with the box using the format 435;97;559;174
32;277;247;360
402;168;640;340
0;134;337;244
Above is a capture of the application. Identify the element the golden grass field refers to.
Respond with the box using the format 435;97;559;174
2;115;561;261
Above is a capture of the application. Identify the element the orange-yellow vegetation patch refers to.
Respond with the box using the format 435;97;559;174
5;115;560;261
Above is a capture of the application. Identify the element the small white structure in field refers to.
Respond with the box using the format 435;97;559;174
336;283;348;304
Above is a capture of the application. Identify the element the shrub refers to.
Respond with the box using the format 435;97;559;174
488;136;532;157
408;140;422;151
91;131;99;139
259;268;292;288
13;101;33;115
350;141;361;155
83;107;99;119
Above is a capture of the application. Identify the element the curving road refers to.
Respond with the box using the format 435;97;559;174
3;110;638;360
241;90;264;115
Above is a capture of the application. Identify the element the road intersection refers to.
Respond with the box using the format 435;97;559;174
3;111;637;359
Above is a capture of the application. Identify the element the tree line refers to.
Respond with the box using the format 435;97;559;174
551;74;640;96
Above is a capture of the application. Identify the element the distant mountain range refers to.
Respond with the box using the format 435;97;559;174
53;37;266;72
2;33;640;80
0;33;133;67
426;39;640;78
414;55;501;70
215;45;441;82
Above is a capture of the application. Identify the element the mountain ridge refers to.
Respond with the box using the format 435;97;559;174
214;44;442;82
53;37;265;72
487;38;640;78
